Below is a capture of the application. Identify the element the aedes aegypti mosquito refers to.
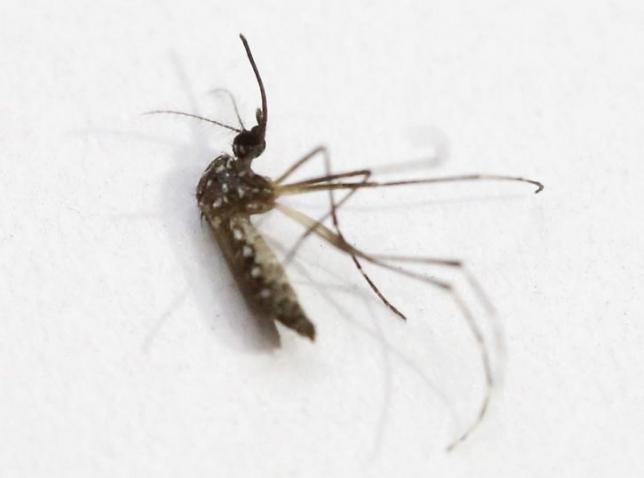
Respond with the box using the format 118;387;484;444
147;34;544;451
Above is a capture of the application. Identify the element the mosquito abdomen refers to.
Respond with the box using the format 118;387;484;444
206;212;315;341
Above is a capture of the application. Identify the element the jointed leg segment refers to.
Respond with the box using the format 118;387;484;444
275;147;407;320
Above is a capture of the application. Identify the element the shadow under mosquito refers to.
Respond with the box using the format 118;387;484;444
80;51;281;353
75;52;287;353
270;237;458;458
142;287;189;353
84;128;282;352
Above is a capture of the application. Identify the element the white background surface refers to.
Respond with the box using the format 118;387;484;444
1;1;643;477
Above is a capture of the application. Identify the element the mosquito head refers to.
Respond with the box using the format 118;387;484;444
233;34;268;164
145;35;268;166
232;120;265;162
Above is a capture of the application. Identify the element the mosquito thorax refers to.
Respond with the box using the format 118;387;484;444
196;154;275;219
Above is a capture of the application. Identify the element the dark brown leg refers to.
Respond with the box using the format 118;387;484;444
277;173;544;195
274;146;371;185
277;162;498;319
274;148;407;321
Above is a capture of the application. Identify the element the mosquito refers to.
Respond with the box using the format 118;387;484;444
146;34;544;451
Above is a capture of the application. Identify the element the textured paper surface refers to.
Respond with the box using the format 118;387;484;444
1;1;643;476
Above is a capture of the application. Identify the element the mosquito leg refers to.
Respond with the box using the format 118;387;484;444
280;183;505;408
316;155;409;322
281;169;372;265
277;173;544;195
274;146;328;184
273;145;372;264
373;254;504;366
274;146;370;186
277;168;373;188
278;174;498;316
288;229;500;346
344;241;408;321
209;87;246;130
372;255;496;316
277;165;540;322
276;148;406;321
279;166;536;359
327;175;410;321
274;202;494;451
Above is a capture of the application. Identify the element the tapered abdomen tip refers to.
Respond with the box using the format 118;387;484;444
295;320;316;341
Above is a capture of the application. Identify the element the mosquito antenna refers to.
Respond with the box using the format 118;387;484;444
144;110;242;133
239;34;267;130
